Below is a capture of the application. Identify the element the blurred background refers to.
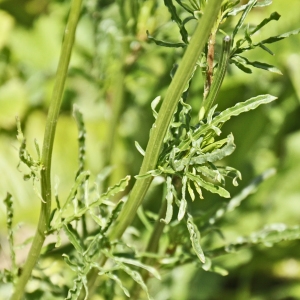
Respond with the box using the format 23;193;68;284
0;0;299;299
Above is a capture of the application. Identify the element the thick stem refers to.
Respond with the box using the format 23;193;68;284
109;0;222;243
84;0;223;296
11;1;82;299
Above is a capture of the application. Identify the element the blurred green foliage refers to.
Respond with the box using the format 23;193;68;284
0;0;300;299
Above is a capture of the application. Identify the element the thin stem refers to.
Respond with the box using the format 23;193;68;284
131;199;168;300
11;1;82;299
84;0;222;296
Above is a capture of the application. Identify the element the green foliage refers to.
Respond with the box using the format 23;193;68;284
1;0;300;300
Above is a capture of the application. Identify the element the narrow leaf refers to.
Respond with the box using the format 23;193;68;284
115;257;161;280
190;134;236;165
250;11;280;35
258;28;300;45
105;272;130;297
147;31;186;48
187;173;230;198
236;55;282;74
178;176;188;221
135;141;145;156
164;0;189;43
232;0;257;39
121;265;153;300
187;214;205;263
63;224;84;254
228;0;271;16
161;177;174;224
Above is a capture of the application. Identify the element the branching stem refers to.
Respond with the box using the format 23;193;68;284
83;0;223;296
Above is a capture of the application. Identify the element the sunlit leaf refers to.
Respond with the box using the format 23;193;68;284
232;0;257;39
187;172;230;198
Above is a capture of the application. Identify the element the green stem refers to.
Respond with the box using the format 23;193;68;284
109;0;222;242
131;199;168;300
11;1;82;299
84;0;222;296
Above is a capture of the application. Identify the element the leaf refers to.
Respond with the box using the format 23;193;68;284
178;176;188;221
230;56;253;73
193;180;203;199
196;165;222;183
235;55;282;74
187;214;205;263
63;224;84;254
135;141;145;156
164;0;189;43
202;257;228;276
161;177;174;224
228;0;271;16
232;0;257;39
120;264;153;300
105;272;130;297
178;94;277;152
100;175;131;201
102;200;125;233
192;134;236;165
187;172;230;198
73;105;86;178
61;171;90;211
250;11;280;35
258;28;300;45
209;224;300;258
3;193;17;279
89;210;105;227
217;166;242;186
151;96;161;119
65;274;85;300
135;169;163;179
187;180;195;201
114;257;161;280
194;94;277;139
147;31;186;48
